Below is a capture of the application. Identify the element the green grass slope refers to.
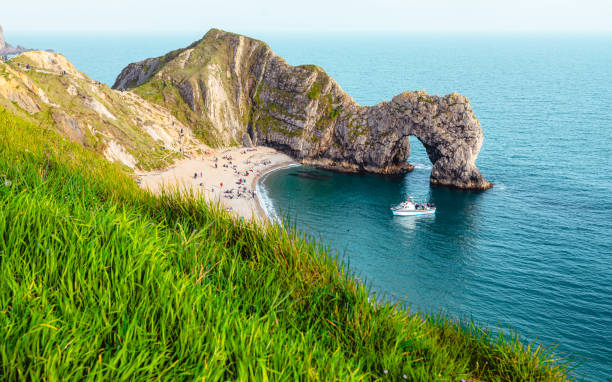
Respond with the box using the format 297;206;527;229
0;106;571;380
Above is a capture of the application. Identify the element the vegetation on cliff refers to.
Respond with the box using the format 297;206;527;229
114;28;491;189
0;107;571;379
0;53;197;172
115;29;269;147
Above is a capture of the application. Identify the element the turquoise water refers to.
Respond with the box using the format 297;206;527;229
8;31;612;380
258;34;612;380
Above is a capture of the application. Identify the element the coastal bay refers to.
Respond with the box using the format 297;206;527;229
138;146;294;221
255;33;612;380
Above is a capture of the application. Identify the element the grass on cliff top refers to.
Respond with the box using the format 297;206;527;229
1;59;179;171
0;107;573;380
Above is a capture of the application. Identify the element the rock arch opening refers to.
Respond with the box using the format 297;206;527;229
405;135;436;171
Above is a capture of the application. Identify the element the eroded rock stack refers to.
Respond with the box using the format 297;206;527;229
0;25;36;56
0;24;6;50
114;29;492;190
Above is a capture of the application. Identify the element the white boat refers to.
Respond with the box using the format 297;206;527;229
391;196;436;216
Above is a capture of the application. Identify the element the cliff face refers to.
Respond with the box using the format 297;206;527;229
114;29;491;190
0;51;201;170
114;31;269;147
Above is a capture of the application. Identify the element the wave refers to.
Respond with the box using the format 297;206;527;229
412;163;432;170
256;163;301;224
493;182;506;191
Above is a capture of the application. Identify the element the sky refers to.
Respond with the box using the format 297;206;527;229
2;0;612;33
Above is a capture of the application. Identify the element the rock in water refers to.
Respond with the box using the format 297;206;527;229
113;29;492;190
0;25;16;55
0;25;5;50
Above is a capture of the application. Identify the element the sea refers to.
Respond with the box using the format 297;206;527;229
8;31;612;380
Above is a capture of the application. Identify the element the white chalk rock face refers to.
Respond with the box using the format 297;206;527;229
0;25;5;50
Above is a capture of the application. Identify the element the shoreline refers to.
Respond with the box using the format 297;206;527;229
252;161;301;223
137;146;296;222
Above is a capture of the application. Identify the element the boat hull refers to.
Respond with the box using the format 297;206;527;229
391;208;436;216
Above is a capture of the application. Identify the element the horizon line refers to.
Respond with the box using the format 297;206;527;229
5;27;612;34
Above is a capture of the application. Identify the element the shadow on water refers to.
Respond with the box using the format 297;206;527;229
429;186;485;245
288;169;333;181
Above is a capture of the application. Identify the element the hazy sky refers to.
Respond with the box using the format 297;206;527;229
3;0;612;33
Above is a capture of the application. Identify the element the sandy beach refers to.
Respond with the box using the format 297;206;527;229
137;146;295;222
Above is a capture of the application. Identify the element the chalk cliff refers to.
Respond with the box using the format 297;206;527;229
114;28;491;189
0;51;201;170
0;25;39;56
0;24;7;50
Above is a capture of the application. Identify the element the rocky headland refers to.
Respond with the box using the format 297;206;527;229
114;29;492;190
0;24;38;56
0;25;5;50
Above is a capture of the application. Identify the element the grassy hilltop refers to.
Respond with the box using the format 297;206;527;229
0;106;572;380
